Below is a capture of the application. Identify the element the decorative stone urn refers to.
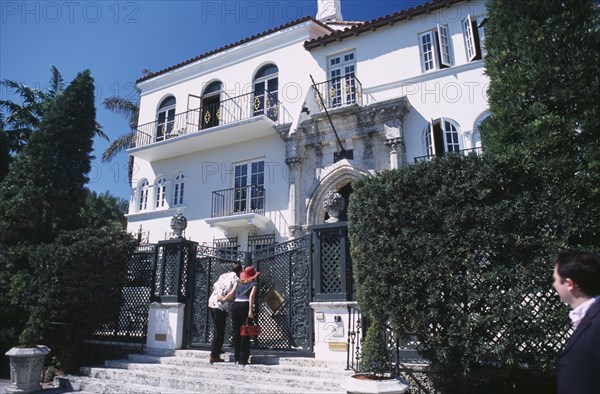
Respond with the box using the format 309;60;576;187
5;345;51;393
323;190;345;223
340;374;410;394
170;213;187;238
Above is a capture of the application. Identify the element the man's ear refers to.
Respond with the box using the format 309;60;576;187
565;278;579;292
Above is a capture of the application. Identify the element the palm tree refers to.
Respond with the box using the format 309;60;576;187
0;65;108;157
101;89;140;185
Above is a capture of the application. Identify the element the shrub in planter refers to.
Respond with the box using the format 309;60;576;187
360;320;389;377
340;319;409;394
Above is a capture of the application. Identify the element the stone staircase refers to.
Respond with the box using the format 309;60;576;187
55;348;354;393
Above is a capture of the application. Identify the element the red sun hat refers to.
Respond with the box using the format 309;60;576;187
240;266;260;281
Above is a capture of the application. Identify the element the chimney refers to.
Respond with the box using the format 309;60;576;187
317;0;343;22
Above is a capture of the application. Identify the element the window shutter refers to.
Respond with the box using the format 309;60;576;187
464;15;478;61
429;119;436;156
437;24;452;67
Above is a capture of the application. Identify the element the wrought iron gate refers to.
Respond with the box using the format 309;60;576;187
188;235;312;351
253;235;312;350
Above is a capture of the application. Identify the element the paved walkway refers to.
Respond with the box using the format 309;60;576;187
1;379;78;393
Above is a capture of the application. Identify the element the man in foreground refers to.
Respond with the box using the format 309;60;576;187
552;250;600;394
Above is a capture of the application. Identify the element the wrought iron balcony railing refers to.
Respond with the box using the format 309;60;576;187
312;74;363;111
414;146;483;162
135;91;279;148
211;185;266;218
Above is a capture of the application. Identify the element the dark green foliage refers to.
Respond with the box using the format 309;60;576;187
25;228;136;368
0;71;96;245
481;0;600;248
81;190;129;229
0;70;137;375
0;128;8;182
360;320;389;376
349;155;570;393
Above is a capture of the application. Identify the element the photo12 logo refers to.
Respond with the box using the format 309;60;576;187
200;1;306;24
1;1;140;24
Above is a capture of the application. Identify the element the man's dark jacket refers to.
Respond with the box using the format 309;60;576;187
557;299;600;394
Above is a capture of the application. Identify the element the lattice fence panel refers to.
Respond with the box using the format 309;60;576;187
92;245;155;342
320;231;343;294
256;251;292;349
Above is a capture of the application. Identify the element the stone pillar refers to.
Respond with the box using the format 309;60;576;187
146;302;185;350
286;156;302;237
385;137;404;170
310;301;358;365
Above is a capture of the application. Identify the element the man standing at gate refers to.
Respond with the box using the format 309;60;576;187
208;262;242;363
552;250;600;394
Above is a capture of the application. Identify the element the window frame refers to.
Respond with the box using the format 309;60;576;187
424;118;462;157
327;50;357;108
155;177;167;209
463;14;486;61
253;64;279;121
138;179;150;212
201;81;222;129
418;24;453;72
156;96;176;141
172;173;185;207
233;159;265;213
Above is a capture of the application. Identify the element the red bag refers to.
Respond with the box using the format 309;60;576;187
240;320;261;336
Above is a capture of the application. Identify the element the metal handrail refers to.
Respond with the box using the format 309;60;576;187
312;74;363;111
211;185;266;217
134;91;280;148
414;146;483;162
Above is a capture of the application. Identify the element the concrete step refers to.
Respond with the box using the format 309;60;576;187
104;359;349;390
56;375;197;394
61;349;350;393
123;354;351;380
79;366;341;393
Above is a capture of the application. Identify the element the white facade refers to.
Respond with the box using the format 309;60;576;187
127;0;489;248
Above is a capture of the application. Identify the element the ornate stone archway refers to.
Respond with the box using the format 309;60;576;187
306;161;372;226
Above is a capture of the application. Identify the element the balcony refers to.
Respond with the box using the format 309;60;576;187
128;91;280;161
205;185;269;232
312;74;363;112
414;147;483;162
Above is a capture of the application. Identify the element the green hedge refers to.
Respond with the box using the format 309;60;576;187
349;154;569;393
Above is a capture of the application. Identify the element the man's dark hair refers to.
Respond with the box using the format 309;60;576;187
232;262;242;275
555;250;600;297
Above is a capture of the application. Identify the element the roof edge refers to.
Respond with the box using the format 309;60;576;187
304;0;468;50
137;16;334;85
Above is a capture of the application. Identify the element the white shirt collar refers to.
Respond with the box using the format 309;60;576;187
569;297;598;330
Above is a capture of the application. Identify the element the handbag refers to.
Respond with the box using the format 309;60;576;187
240;319;261;336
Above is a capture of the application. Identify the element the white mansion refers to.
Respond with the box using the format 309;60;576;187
126;0;489;250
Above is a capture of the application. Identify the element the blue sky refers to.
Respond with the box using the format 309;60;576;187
1;0;428;201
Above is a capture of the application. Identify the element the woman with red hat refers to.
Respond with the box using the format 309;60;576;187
221;265;260;365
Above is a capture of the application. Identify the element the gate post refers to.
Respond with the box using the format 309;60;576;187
146;238;197;350
310;222;357;364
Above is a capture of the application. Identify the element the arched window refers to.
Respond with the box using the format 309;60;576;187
423;118;461;158
138;179;149;211
201;81;222;129
253;64;278;121
156;96;176;141
155;177;167;208
472;112;490;152
173;173;185;206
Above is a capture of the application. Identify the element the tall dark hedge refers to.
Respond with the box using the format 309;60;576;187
0;71;136;375
481;0;600;247
349;155;568;393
